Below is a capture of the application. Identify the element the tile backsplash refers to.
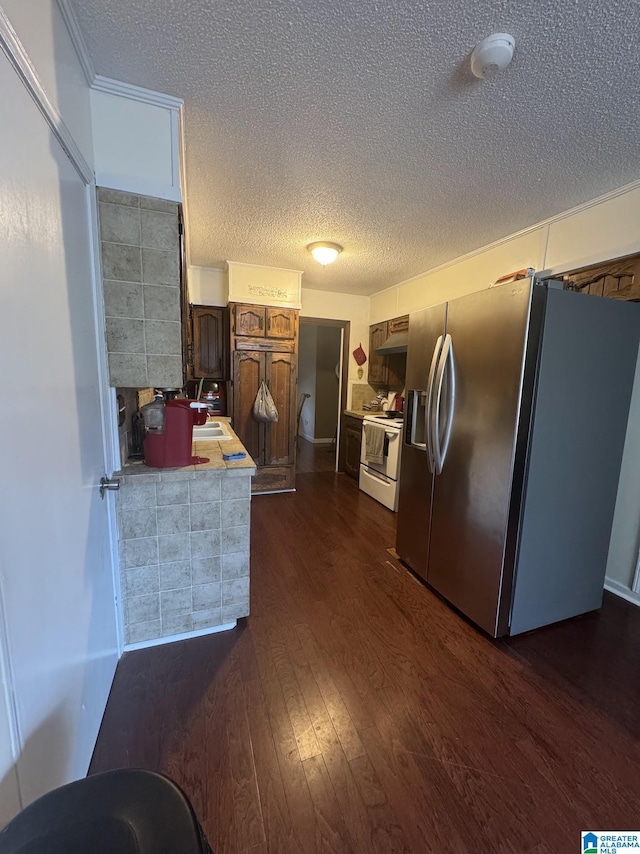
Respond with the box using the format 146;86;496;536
99;188;183;388
350;383;378;410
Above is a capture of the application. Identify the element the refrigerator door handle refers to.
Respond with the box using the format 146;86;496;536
407;389;428;450
426;335;443;472
433;334;455;475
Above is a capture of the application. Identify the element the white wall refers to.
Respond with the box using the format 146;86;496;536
0;0;119;821
91;82;182;201
2;0;94;167
188;265;227;305
606;346;640;593
371;180;640;600
301;288;370;408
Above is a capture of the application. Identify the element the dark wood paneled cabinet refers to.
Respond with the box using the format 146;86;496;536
230;302;299;493
233;304;298;340
367;316;409;388
191;305;229;379
342;415;363;480
367;322;389;385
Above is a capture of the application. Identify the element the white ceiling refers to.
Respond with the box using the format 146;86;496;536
72;0;640;295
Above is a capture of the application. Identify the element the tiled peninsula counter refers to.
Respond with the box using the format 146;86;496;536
114;424;255;646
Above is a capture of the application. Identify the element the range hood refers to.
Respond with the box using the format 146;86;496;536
375;331;408;355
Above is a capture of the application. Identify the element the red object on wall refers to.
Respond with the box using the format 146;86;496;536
144;400;209;468
352;343;367;366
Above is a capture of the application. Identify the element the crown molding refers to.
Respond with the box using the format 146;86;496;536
0;6;93;185
55;0;95;86
371;177;640;299
92;74;183;110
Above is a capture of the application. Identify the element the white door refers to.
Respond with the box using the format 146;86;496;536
0;599;21;825
0;50;119;812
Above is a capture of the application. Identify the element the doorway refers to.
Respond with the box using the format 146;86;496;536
297;319;349;474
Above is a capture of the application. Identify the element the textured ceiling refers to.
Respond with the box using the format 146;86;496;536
72;0;640;295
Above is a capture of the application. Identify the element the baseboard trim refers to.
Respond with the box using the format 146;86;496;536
604;578;640;607
299;434;334;444
123;620;237;652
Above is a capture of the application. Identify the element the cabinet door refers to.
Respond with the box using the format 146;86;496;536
234;303;266;337
233;351;265;464
367;322;388;385
266;307;297;339
344;421;362;479
265;352;296;465
192;306;228;378
386;353;407;388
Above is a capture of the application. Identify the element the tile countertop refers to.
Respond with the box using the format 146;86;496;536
115;418;256;478
344;409;375;420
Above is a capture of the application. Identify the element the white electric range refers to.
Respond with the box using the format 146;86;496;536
359;412;405;511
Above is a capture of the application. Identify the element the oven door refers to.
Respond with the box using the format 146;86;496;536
361;422;402;480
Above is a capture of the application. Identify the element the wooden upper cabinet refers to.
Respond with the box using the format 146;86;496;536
389;315;409;334
367;317;409;387
367;322;389;385
233;303;297;340
191;306;228;379
234;304;266;337
266;307;297;339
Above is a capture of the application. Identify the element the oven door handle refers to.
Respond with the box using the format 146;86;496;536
362;466;393;484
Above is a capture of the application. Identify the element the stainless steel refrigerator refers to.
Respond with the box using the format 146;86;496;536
396;278;640;637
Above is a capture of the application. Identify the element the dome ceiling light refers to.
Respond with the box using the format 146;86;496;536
307;241;343;267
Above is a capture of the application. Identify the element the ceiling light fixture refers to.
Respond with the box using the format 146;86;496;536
307;241;343;267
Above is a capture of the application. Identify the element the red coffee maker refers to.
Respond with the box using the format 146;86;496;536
142;399;209;468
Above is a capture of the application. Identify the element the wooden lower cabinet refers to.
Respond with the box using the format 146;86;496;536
342;415;363;480
232;348;297;491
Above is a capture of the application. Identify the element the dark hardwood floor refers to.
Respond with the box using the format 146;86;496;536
92;472;640;853
295;437;336;473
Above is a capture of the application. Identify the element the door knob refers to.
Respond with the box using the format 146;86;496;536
99;477;120;499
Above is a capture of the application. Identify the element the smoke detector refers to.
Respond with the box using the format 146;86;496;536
470;33;515;79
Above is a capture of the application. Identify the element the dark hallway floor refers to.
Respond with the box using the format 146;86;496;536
92;471;640;854
295;437;337;473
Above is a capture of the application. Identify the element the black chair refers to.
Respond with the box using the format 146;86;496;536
0;769;212;854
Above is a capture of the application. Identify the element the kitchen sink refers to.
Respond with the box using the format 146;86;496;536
192;421;233;440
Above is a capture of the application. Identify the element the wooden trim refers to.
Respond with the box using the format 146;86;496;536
0;7;93;185
234;337;295;353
